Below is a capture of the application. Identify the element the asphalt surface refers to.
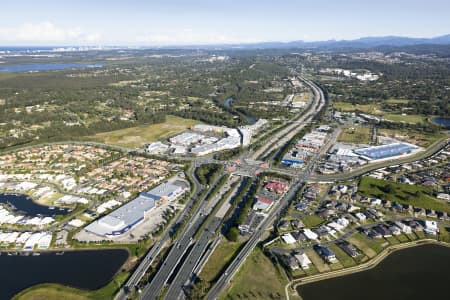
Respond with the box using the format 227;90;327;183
249;75;324;161
206;77;326;300
112;71;449;300
164;217;222;300
164;177;242;300
138;174;233;299
115;165;203;300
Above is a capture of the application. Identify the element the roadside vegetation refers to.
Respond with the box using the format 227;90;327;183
219;247;287;300
13;271;129;300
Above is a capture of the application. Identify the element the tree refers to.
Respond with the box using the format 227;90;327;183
226;227;239;242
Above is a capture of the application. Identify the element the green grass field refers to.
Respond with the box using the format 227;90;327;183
333;102;382;115
378;128;446;147
220;247;287;300
84;115;202;148
439;224;450;243
301;214;324;228
337;126;371;144
333;101;429;125
351;233;385;254
347;234;377;258
328;244;356;268
200;238;242;283
382;113;427;124
358;177;450;213
13;272;129;300
386;98;410;104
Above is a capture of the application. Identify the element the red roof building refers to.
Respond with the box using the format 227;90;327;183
265;180;288;195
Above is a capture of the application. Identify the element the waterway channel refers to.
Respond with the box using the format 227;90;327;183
0;193;70;216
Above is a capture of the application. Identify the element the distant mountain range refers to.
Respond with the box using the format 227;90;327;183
1;34;450;52
223;34;450;50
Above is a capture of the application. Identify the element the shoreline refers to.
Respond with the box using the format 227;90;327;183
285;239;450;300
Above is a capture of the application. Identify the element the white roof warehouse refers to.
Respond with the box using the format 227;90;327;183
85;180;188;237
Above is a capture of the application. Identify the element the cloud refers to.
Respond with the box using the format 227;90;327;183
135;29;261;45
0;22;101;44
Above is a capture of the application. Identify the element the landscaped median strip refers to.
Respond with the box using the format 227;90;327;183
284;239;450;300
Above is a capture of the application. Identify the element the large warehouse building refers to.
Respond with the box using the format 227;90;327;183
354;142;419;161
85;180;188;237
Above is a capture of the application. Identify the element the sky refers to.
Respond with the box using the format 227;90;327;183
0;0;449;46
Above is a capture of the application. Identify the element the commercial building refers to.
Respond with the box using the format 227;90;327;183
141;180;188;203
192;124;229;133
85;180;188;237
295;131;328;152
354;142;419;161
169;132;203;146
85;195;156;237
238;119;268;147
191;136;240;156
281;158;305;168
145;142;169;154
253;197;274;211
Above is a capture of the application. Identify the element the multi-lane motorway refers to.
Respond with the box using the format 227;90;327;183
115;71;449;300
164;178;242;300
115;165;203;300
206;114;327;300
137;76;326;300
113;74;325;300
138;175;239;299
115;74;325;300
249;75;325;161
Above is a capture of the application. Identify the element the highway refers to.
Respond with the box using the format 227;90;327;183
111;68;449;300
116;72;325;300
249;75;325;161
164;177;242;300
206;78;326;299
206;176;306;300
164;217;222;300
138;174;236;299
115;165;203;300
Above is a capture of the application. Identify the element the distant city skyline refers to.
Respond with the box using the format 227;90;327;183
0;0;449;46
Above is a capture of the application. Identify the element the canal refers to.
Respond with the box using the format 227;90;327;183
298;244;450;300
0;193;70;216
0;249;129;299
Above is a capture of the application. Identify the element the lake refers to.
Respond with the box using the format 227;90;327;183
432;117;450;129
0;249;129;299
0;193;70;216
298;244;450;300
0;63;103;72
